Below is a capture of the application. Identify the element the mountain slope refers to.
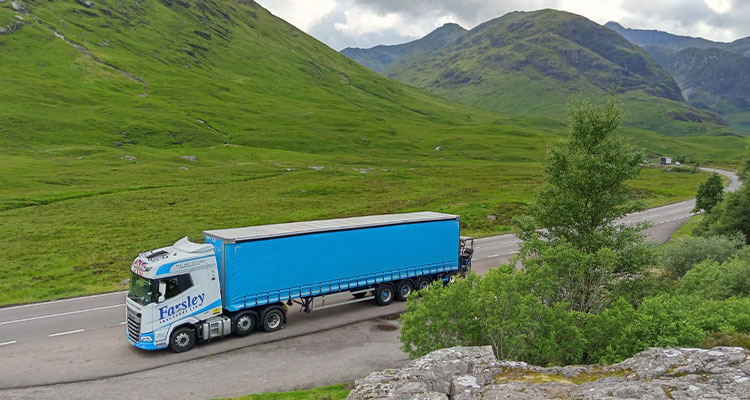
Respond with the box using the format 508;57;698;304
341;23;466;73
347;9;731;136
607;22;750;133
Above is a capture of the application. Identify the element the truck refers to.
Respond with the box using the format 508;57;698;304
125;211;474;352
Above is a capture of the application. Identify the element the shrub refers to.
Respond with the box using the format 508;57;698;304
679;254;750;299
399;267;585;366
583;295;750;364
701;332;750;350
660;234;745;277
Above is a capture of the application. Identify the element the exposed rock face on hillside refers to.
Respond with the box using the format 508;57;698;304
348;346;750;399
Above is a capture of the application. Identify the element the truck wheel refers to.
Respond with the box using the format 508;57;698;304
396;280;414;301
233;311;257;337
444;272;458;285
375;283;395;306
262;308;284;332
416;277;432;291
169;326;196;353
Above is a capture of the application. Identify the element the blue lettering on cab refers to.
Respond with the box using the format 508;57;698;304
158;293;205;320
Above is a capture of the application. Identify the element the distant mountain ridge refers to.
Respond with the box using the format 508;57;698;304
605;22;750;56
606;22;750;133
341;23;466;73
341;9;737;136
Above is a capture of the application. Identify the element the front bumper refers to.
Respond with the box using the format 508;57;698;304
127;331;164;351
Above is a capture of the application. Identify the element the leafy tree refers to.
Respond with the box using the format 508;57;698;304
515;95;654;312
698;183;750;243
741;145;750;182
693;172;724;213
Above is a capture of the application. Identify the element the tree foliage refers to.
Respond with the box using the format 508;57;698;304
399;268;585;366
697;147;750;243
693;172;724;213
515;95;654;312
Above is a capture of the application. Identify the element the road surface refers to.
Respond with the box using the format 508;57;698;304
0;168;739;398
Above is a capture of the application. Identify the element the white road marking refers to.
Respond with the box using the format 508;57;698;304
508;251;519;254
486;254;501;258
0;304;123;326
48;329;85;337
120;321;127;325
0;340;17;346
0;291;127;312
501;240;521;245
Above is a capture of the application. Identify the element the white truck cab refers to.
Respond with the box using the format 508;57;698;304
126;237;224;351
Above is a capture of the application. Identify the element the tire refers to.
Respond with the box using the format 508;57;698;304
396;280;414;301
415;277;432;291
233;311;257;337
169;326;196;353
444;272;458;285
261;308;284;332
375;282;395;306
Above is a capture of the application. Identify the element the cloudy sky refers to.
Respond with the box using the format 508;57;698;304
255;0;750;50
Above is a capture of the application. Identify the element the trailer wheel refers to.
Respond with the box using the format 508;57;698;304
444;272;458;285
375;283;395;306
416;277;432;291
169;326;196;353
261;308;284;332
396;280;414;301
233;311;257;337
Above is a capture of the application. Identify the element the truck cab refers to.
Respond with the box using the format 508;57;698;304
126;237;223;351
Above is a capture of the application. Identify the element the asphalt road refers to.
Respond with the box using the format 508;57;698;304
0;168;739;398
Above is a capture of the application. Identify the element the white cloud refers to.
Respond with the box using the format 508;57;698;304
255;0;337;31
257;0;750;49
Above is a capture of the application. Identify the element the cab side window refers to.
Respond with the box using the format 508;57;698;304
160;274;193;300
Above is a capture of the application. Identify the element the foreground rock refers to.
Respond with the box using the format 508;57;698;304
348;346;750;399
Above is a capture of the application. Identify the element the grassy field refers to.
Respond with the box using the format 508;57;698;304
0;0;747;306
671;214;704;239
215;383;349;400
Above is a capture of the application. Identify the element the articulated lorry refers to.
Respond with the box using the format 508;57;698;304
126;211;474;352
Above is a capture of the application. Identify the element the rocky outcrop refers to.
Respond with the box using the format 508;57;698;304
348;346;750;399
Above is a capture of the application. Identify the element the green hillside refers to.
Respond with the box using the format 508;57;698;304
0;1;746;305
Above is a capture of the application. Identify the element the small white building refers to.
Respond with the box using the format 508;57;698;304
660;157;672;165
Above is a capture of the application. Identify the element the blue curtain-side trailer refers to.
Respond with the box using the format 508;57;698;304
125;212;474;352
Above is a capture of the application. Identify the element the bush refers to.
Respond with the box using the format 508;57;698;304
679;254;750;299
400;267;585;366
701;332;750;350
660;234;745;277
582;295;750;364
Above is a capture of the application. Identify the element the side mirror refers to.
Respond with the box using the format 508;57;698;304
158;281;166;303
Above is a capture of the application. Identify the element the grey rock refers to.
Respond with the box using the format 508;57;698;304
308;166;325;171
121;155;136;161
181;155;197;162
348;346;750;400
11;1;25;13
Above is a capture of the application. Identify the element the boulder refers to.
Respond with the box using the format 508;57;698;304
348;346;750;399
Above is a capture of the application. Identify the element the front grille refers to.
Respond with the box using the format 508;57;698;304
127;306;141;341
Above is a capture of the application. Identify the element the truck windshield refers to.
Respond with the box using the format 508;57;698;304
128;272;154;305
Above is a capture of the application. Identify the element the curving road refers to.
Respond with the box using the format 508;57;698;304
0;168;739;399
